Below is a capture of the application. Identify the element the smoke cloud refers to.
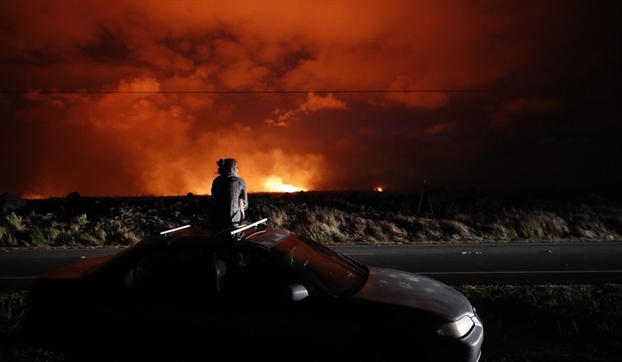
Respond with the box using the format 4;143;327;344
1;0;620;197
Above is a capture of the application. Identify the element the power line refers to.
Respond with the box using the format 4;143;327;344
0;88;582;95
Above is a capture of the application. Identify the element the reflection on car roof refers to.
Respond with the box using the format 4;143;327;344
246;229;292;248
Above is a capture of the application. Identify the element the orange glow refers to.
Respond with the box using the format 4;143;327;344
1;1;618;196
20;192;46;200
263;176;306;193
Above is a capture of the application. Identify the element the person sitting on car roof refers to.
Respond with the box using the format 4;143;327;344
210;158;248;232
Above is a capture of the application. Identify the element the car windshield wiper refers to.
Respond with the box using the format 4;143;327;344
302;236;366;274
333;250;367;273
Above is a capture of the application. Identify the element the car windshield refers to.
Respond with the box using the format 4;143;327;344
265;234;368;297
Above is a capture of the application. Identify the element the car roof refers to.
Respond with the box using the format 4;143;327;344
158;219;285;250
91;219;301;279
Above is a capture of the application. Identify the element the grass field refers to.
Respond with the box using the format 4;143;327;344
2;187;621;248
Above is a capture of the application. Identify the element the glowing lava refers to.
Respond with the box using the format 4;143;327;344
263;176;306;192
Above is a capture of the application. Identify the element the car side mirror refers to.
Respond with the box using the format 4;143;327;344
287;284;309;302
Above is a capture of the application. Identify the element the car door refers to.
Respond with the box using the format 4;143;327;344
114;244;231;359
213;249;351;358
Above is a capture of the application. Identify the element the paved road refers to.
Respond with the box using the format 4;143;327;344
1;242;621;290
334;242;622;285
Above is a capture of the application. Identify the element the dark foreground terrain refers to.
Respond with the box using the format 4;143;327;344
1;188;621;361
1;285;621;362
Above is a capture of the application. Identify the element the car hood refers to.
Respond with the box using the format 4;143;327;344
352;266;473;320
37;256;111;280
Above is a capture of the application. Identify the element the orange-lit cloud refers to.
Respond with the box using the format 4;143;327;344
1;0;620;197
490;97;561;126
267;92;347;126
425;121;459;135
6;76;324;196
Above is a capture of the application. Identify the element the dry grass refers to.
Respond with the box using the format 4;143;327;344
457;284;622;362
0;291;72;362
1;188;621;248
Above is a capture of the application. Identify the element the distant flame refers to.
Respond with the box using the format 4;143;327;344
20;192;46;199
374;187;383;192
263;176;306;192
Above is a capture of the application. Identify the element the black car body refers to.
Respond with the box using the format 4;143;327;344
22;220;483;361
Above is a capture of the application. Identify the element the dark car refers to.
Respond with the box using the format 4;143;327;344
22;219;483;362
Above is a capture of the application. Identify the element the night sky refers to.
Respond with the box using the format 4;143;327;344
1;0;620;197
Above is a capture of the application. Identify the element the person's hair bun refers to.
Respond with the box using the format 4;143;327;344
217;159;225;167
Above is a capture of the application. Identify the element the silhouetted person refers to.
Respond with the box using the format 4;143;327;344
210;158;248;232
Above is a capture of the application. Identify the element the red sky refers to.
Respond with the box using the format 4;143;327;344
1;0;620;197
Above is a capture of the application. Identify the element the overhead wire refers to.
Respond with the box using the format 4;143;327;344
0;88;590;94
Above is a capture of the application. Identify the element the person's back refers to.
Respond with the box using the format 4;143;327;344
210;158;248;232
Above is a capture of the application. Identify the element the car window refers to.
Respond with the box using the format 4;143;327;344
267;236;368;297
216;251;298;297
122;247;217;292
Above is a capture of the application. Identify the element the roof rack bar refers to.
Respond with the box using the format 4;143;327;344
230;218;268;236
160;224;191;236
